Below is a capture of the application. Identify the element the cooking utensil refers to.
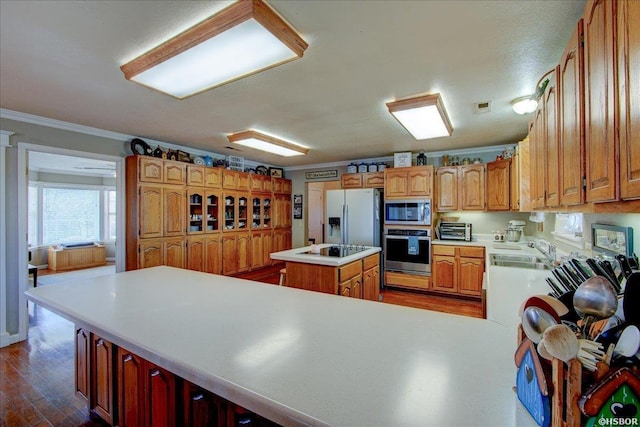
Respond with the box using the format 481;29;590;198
570;258;592;282
573;276;618;339
613;325;640;358
577;339;606;371
519;296;564;321
540;324;579;362
623;272;640;327
552;268;574;292
600;260;621;292
616;254;633;279
522;306;558;344
545;277;563;298
557;290;581;323
537;341;553;361
586;258;619;291
561;264;583;288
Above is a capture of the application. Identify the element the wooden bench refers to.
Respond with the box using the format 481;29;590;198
47;245;106;272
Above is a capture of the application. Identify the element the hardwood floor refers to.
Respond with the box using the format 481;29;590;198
1;264;482;426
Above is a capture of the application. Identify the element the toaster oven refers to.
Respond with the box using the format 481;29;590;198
439;222;472;241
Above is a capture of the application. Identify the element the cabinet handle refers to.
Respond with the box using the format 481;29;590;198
124;354;133;362
151;369;161;377
192;394;204;401
97;338;105;346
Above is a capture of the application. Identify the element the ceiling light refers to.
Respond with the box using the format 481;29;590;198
227;130;309;156
386;93;453;140
120;0;308;99
511;96;538;115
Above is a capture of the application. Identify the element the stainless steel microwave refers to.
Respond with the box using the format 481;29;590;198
384;199;431;226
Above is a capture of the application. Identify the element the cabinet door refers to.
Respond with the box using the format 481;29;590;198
544;69;561;208
139;239;164;269
363;172;385;188
341;173;363;188
187;189;205;234
338;281;351;297
510;149;520;211
460;165;485;210
458;257;484;297
186;237;205;271
384;170;407;197
584;0;617;202
531;105;546;209
187;165;205;186
262;231;273;266
146;363;176;427
486;160;510;211
204;167;222;189
118;348;145;427
164;162;185;185
618;0;640;200
164;238;184;268
139;158;164;183
205;191;220;233
432;255;456;293
519;137;533;212
164;188;185;236
183;382;226;427
350;274;363;299
362;266;380;301
251;232;264;270
205;235;223;275
139;186;163;238
91;335;115;425
75;328;90;401
559;21;586;206
237;233;251;273
222;235;238;275
407;166;433;197
435;167;458;211
236;172;250;191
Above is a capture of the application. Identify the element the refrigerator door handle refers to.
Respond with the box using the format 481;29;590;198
343;204;348;244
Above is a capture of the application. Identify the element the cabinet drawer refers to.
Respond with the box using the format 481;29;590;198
459;246;484;258
362;253;379;270
432;245;455;256
338;261;361;282
384;271;430;290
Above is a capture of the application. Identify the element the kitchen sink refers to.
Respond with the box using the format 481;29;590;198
489;254;552;270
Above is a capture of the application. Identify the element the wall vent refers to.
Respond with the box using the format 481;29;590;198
474;101;492;114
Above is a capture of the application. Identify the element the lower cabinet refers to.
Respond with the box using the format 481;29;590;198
362;254;380;301
222;232;251;275
431;245;484;298
90;333;116;425
75;328;90;402
183;382;226;427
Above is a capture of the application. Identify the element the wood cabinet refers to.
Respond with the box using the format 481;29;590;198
617;0;640;200
435;165;485;211
510;146;521;211
273;228;292;253
518;137;533;212
384;166;433;198
431;245;484;298
165;237;185;269
486;159;511;211
222;170;250;191
384;270;430;292
222;192;249;232
138;186;164;239
75;328;90;402
117;347;176;427
341;172;384;189
544;68;561;208
284;254;380;300
251;230;273;270
91;334;116;425
186;237;205;272
251;194;272;230
222;232;250;275
205;235;223;275
273;194;291;228
182;382;226;427
584;0;616;203
559;20;586;207
272;177;292;194
362;254;380;301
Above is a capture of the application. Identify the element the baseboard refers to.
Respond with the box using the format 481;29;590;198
0;331;23;348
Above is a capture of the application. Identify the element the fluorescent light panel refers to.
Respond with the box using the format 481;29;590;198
120;0;308;99
228;130;308;157
386;93;453;140
512;96;538;115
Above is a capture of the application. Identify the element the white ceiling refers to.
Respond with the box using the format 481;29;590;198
0;0;585;168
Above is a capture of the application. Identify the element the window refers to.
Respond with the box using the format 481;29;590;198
28;183;116;247
552;213;584;249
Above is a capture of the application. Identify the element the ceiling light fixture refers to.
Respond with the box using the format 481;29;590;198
511;96;538;115
386;93;453;140
120;0;308;99
227;130;309;157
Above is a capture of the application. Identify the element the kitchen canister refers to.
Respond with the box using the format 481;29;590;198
358;163;367;173
347;163;357;173
377;162;386;171
368;163;378;172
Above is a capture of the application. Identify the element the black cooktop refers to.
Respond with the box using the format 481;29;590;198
302;245;368;258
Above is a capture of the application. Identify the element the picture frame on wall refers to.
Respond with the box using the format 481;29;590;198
269;167;284;178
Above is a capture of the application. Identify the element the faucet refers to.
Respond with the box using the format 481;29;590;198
548;244;556;262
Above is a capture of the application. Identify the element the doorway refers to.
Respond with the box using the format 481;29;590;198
16;143;125;343
306;180;340;244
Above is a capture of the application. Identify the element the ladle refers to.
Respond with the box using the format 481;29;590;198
522;306;558;344
573;276;618;339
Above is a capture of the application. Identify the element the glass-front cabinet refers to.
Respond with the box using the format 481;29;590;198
251;195;272;229
189;189;220;234
188;190;204;234
205;191;219;232
223;193;249;231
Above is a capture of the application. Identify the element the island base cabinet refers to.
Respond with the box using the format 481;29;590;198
117;347;176;427
91;334;116;425
183;382;226;427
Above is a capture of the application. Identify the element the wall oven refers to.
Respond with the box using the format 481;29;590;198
384;199;431;226
384;229;431;275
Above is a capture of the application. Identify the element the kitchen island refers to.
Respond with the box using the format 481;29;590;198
25;266;537;427
270;244;382;300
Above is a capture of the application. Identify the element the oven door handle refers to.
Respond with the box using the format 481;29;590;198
384;235;430;240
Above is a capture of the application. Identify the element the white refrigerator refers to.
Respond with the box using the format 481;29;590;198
324;188;381;246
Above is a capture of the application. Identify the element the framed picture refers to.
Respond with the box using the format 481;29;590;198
393;152;412;168
269;167;284;178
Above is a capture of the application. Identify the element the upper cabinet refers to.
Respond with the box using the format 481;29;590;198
384;166;433;199
341;172;384;189
617;0;640;200
544;67;561;208
559;20;585;207
435;165;485;212
584;0;617;202
486;159;511;211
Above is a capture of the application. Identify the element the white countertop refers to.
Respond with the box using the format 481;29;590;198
270;244;381;266
25;266;537;427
